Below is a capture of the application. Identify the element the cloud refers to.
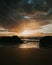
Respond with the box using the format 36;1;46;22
0;0;52;31
23;15;30;19
32;11;52;21
31;23;52;33
23;23;52;34
40;24;52;33
0;27;15;35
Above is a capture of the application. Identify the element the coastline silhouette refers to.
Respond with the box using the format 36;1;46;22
39;36;52;48
0;36;23;45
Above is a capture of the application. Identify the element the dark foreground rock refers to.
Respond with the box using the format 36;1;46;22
0;36;23;45
39;36;52;48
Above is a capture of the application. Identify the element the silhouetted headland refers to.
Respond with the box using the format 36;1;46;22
0;36;23;45
39;36;52;48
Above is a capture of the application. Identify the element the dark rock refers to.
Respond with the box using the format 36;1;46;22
0;36;23;45
39;36;52;48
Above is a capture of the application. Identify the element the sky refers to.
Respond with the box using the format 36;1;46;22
0;0;52;36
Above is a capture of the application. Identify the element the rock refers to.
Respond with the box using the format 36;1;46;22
39;36;52;48
0;36;23;45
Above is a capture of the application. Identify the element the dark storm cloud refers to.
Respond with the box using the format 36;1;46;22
0;0;23;28
0;0;52;29
45;0;52;8
32;12;52;21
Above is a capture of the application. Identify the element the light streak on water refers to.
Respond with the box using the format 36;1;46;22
19;42;39;48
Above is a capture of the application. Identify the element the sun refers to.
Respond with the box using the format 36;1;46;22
20;29;38;36
22;30;30;36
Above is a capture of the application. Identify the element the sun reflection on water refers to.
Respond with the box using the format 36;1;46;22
18;42;39;48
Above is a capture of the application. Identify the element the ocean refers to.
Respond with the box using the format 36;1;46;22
0;41;52;65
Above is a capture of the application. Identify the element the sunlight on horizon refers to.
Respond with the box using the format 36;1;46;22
18;29;41;37
21;30;31;36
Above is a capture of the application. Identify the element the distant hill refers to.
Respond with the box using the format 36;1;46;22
0;36;23;45
39;36;52;48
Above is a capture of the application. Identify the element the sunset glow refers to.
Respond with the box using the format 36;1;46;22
19;43;39;48
20;29;37;36
22;30;31;36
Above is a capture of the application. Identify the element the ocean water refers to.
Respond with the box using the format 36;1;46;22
0;42;52;65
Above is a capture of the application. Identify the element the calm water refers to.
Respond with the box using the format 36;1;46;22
0;42;52;65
